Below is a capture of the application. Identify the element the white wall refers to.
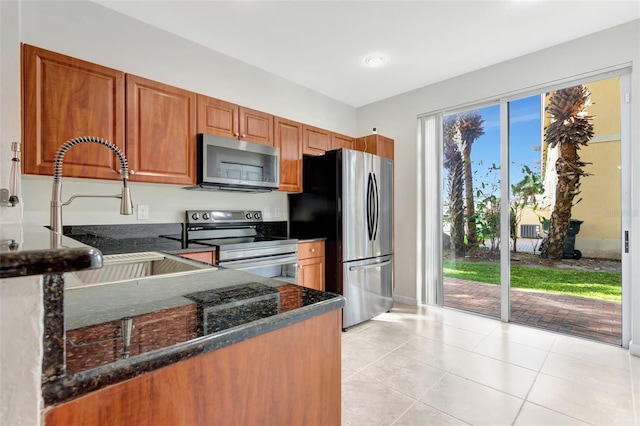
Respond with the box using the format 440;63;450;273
0;275;44;426
0;2;357;425
356;20;640;351
15;0;358;227
0;3;43;426
0;0;22;224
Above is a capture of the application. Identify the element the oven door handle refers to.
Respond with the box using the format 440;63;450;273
218;254;298;270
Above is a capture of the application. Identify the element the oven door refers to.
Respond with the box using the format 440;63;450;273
217;254;298;284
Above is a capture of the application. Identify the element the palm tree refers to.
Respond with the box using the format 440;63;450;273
541;85;594;259
458;111;485;247
443;116;465;257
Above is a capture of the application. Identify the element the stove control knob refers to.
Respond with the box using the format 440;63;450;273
203;212;211;220
245;212;253;220
191;213;200;220
254;212;261;220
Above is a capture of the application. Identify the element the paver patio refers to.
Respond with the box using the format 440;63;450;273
444;277;622;345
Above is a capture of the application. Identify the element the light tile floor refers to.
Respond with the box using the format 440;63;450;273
342;303;639;426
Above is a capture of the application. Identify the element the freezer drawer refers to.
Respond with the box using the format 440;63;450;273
342;255;393;329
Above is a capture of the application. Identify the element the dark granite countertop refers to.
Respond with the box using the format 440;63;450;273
29;221;344;407
0;225;103;279
61;221;288;255
46;268;344;406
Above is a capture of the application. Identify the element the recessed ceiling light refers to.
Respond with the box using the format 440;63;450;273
365;55;386;68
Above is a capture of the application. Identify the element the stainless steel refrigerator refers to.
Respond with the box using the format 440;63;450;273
289;149;393;328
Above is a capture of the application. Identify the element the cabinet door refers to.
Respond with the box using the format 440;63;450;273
196;95;239;139
355;135;377;154
302;125;331;156
376;135;394;160
22;44;125;179
298;241;325;291
331;132;355;150
126;75;196;185
239;107;274;146
299;257;325;291
274;117;303;192
298;241;324;260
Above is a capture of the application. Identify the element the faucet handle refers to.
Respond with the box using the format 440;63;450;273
119;169;135;176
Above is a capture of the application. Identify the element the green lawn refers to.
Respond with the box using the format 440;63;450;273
443;259;622;302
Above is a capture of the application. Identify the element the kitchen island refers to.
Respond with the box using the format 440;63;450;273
1;225;344;426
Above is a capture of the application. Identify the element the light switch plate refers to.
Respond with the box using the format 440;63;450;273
137;204;149;220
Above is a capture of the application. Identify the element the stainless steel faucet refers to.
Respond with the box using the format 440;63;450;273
50;136;133;236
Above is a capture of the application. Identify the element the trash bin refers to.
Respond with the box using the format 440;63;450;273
563;219;583;260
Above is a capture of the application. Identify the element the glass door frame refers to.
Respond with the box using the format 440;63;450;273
419;68;631;347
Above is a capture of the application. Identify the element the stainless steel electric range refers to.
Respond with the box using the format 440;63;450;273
182;210;298;284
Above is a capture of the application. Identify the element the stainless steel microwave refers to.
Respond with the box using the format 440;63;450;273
196;133;279;192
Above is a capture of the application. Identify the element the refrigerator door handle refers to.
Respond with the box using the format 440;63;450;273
372;172;379;240
366;172;374;241
349;259;392;271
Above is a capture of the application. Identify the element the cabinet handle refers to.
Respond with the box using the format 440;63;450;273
310;248;315;253
241;133;246;138
234;132;239;137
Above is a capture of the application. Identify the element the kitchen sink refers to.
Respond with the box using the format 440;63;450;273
69;252;213;287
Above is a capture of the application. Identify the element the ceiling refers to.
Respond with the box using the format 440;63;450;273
94;1;640;108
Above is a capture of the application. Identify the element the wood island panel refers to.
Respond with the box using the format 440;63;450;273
45;310;342;426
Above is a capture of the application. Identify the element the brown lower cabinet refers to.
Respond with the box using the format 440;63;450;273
178;251;215;264
298;240;325;291
45;310;342;426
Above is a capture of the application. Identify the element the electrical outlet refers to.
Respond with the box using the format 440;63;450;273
137;204;149;220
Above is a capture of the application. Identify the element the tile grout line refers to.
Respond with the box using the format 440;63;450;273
510;343;554;425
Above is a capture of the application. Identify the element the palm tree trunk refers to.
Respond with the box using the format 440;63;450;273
462;143;477;246
448;155;465;256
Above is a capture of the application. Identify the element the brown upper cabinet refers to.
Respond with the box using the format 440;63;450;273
22;45;197;185
302;124;331;156
274;117;303;193
331;132;355;150
197;95;274;146
355;134;394;160
22;44;126;180
126;75;197;185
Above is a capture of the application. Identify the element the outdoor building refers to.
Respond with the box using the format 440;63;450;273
521;78;621;259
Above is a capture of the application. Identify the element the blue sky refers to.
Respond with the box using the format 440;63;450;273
445;95;542;199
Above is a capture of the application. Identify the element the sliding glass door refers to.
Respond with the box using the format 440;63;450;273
442;104;501;319
424;73;629;346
